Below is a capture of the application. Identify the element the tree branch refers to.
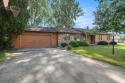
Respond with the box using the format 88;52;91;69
0;1;4;9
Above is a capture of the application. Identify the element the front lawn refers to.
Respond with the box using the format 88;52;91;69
0;52;12;64
71;43;125;67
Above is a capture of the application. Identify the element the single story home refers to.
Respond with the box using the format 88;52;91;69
12;27;113;49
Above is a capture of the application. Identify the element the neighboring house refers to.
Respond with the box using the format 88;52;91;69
114;35;121;43
12;27;112;49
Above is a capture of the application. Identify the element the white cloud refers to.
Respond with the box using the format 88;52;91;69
75;7;95;28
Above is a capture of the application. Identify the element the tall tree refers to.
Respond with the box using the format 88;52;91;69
0;0;29;50
28;0;50;26
94;0;125;54
27;0;83;28
48;0;83;28
86;26;89;30
94;0;125;33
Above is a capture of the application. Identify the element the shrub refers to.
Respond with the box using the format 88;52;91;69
69;41;79;47
61;43;68;47
98;41;108;45
110;41;117;45
0;41;13;51
66;45;72;50
0;44;4;51
78;41;89;46
4;41;14;50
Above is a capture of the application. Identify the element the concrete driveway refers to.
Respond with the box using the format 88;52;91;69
0;48;125;83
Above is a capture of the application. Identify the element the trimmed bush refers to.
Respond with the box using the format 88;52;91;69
98;41;108;45
110;41;117;45
61;43;68;47
69;41;79;47
78;41;89;46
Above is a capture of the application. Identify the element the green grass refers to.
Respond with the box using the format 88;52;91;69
0;52;12;64
71;43;125;67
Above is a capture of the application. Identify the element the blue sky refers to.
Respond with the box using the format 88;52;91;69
75;0;98;29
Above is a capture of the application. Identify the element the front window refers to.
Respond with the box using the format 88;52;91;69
107;35;110;40
74;34;80;41
98;35;102;41
81;35;86;41
63;34;70;40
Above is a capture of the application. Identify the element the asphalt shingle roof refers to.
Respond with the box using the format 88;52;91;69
73;28;92;33
26;26;56;32
51;27;81;34
25;27;111;35
26;26;82;34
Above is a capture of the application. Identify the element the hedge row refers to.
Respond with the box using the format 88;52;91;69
61;41;117;47
98;41;117;45
61;41;89;47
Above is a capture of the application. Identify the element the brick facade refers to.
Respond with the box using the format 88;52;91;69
85;34;113;45
58;33;75;46
58;33;86;46
95;34;112;44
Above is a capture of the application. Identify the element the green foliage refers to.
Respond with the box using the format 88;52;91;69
0;44;4;51
98;41;108;45
94;0;125;33
3;41;13;50
69;41;79;47
61;43;68;47
71;44;125;67
85;28;103;35
66;45;72;50
0;52;12;64
78;41;89;46
0;0;29;51
110;41;117;45
27;0;83;27
86;26;89;30
0;0;83;50
121;36;125;42
49;0;83;28
28;0;50;26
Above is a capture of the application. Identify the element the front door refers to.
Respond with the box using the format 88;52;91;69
91;35;95;44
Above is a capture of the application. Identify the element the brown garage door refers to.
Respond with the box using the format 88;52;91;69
12;32;58;49
20;34;52;48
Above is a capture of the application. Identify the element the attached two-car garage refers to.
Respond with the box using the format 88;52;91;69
13;32;58;49
12;27;83;49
